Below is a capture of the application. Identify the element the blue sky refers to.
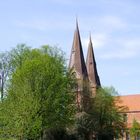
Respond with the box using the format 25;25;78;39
0;0;140;95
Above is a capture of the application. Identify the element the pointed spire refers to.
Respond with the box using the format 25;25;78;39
69;21;88;79
86;35;101;86
76;17;78;30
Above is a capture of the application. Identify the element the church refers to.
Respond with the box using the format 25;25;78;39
69;22;140;140
69;21;101;111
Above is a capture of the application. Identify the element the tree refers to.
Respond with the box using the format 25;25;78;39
90;87;127;140
75;87;127;140
0;46;76;140
75;112;94;140
8;44;31;73
130;119;140;140
0;52;11;100
0;44;31;100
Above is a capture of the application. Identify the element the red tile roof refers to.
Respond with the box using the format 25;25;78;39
118;94;140;128
119;94;140;112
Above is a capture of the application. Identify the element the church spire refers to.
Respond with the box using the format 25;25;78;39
69;21;88;79
86;35;101;87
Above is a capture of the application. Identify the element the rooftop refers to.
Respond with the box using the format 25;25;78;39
119;94;140;112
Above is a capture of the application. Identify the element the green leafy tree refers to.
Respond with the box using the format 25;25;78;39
8;44;31;73
75;87;127;140
130;119;140;140
91;87;127;140
0;52;11;100
0;44;31;100
0;46;76;140
75;112;93;140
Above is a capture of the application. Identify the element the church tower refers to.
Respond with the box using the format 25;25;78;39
69;21;88;79
86;36;101;97
69;22;89;111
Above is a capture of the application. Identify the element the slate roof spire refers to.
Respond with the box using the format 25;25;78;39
69;21;88;79
86;35;101;86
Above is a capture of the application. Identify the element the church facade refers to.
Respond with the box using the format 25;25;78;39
69;23;140;140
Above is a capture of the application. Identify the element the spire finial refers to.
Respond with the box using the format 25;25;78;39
76;17;79;30
89;32;92;40
89;32;92;46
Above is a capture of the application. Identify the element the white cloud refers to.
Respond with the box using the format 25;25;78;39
14;19;73;31
100;51;134;59
13;14;140;61
78;15;127;34
14;20;48;31
79;15;140;60
99;16;127;31
100;38;140;59
82;33;109;49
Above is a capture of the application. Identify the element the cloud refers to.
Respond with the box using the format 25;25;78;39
79;15;140;60
14;20;48;31
100;38;140;59
98;16;127;31
78;15;127;34
100;51;134;59
14;19;73;31
82;33;109;49
13;14;140;61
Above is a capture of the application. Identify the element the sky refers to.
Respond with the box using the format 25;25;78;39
0;0;140;95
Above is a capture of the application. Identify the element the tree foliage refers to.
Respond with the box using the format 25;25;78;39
75;87;127;140
0;51;11;99
91;87;127;140
0;44;128;140
0;45;76;140
0;44;31;99
130;119;140;139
